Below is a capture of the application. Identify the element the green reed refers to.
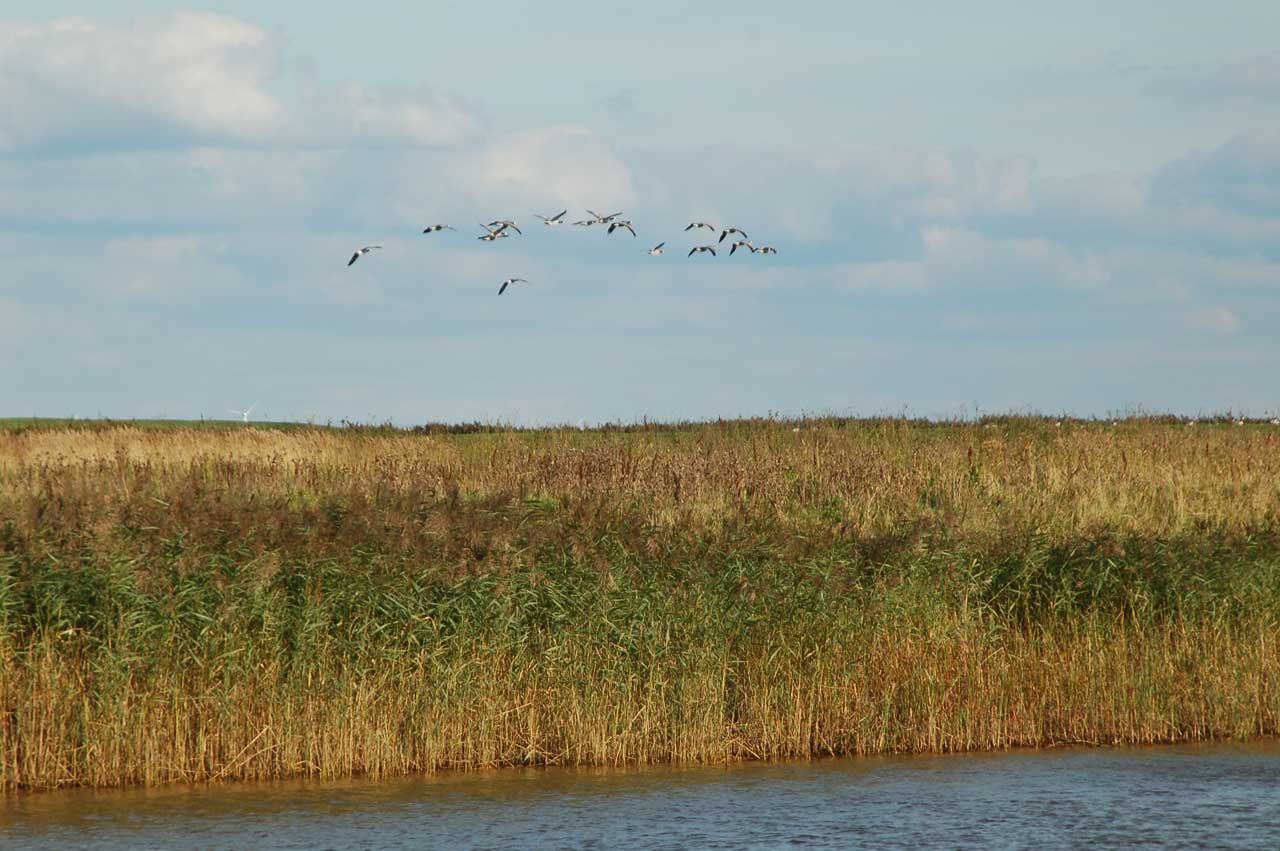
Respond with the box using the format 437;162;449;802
1;418;1278;790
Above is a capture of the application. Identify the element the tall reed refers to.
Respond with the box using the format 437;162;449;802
1;418;1278;790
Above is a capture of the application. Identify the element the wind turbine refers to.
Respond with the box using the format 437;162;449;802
227;402;258;423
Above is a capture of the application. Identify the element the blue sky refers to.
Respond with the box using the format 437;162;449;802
2;2;1278;423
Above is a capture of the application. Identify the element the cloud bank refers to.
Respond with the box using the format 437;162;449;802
1;11;1278;421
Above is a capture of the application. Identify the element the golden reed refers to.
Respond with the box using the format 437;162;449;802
1;418;1278;790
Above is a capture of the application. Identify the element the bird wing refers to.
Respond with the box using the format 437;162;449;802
499;282;509;294
708;247;717;256
348;253;359;266
688;247;697;256
622;223;636;236
719;231;728;243
655;242;665;250
508;224;522;234
555;210;566;220
247;402;258;415
684;223;695;231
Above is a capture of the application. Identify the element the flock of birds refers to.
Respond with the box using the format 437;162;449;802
347;209;779;294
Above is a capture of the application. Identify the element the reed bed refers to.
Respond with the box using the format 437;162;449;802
1;417;1278;790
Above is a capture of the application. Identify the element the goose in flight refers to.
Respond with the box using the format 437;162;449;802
536;210;567;226
728;240;754;255
478;223;511;241
587;209;623;224
347;245;382;266
487;219;522;234
571;219;596;227
752;245;778;255
422;224;455;234
227;402;258;423
498;277;528;295
685;222;716;233
607;220;636;237
648;242;665;256
688;245;717;257
719;227;749;243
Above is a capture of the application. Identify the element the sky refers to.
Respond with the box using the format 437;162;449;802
1;1;1278;424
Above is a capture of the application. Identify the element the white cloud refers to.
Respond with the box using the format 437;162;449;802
0;13;481;152
292;83;480;148
457;125;636;210
0;13;284;149
837;226;1112;295
1152;130;1280;219
1184;306;1242;334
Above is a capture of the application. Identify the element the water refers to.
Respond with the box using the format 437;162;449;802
3;742;1279;850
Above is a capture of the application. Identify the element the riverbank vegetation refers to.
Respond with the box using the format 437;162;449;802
2;417;1278;789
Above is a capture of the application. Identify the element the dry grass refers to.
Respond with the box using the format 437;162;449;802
1;417;1278;790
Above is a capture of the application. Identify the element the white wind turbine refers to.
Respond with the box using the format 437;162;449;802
227;402;258;423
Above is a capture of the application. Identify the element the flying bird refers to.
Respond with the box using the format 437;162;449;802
498;277;528;295
571;219;596;227
488;219;522;234
587;209;623;224
688;245;717;257
728;240;754;255
536;210;567;226
347;245;382;266
422;224;455;234
607;220;636;237
478;223;511;241
719;227;749;243
648;242;665;256
685;222;716;233
752;245;778;255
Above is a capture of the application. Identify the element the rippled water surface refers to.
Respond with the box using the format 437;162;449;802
3;742;1279;850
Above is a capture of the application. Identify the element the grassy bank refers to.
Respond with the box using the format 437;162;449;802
2;418;1279;789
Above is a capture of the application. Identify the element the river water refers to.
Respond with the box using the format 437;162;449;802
3;742;1278;849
